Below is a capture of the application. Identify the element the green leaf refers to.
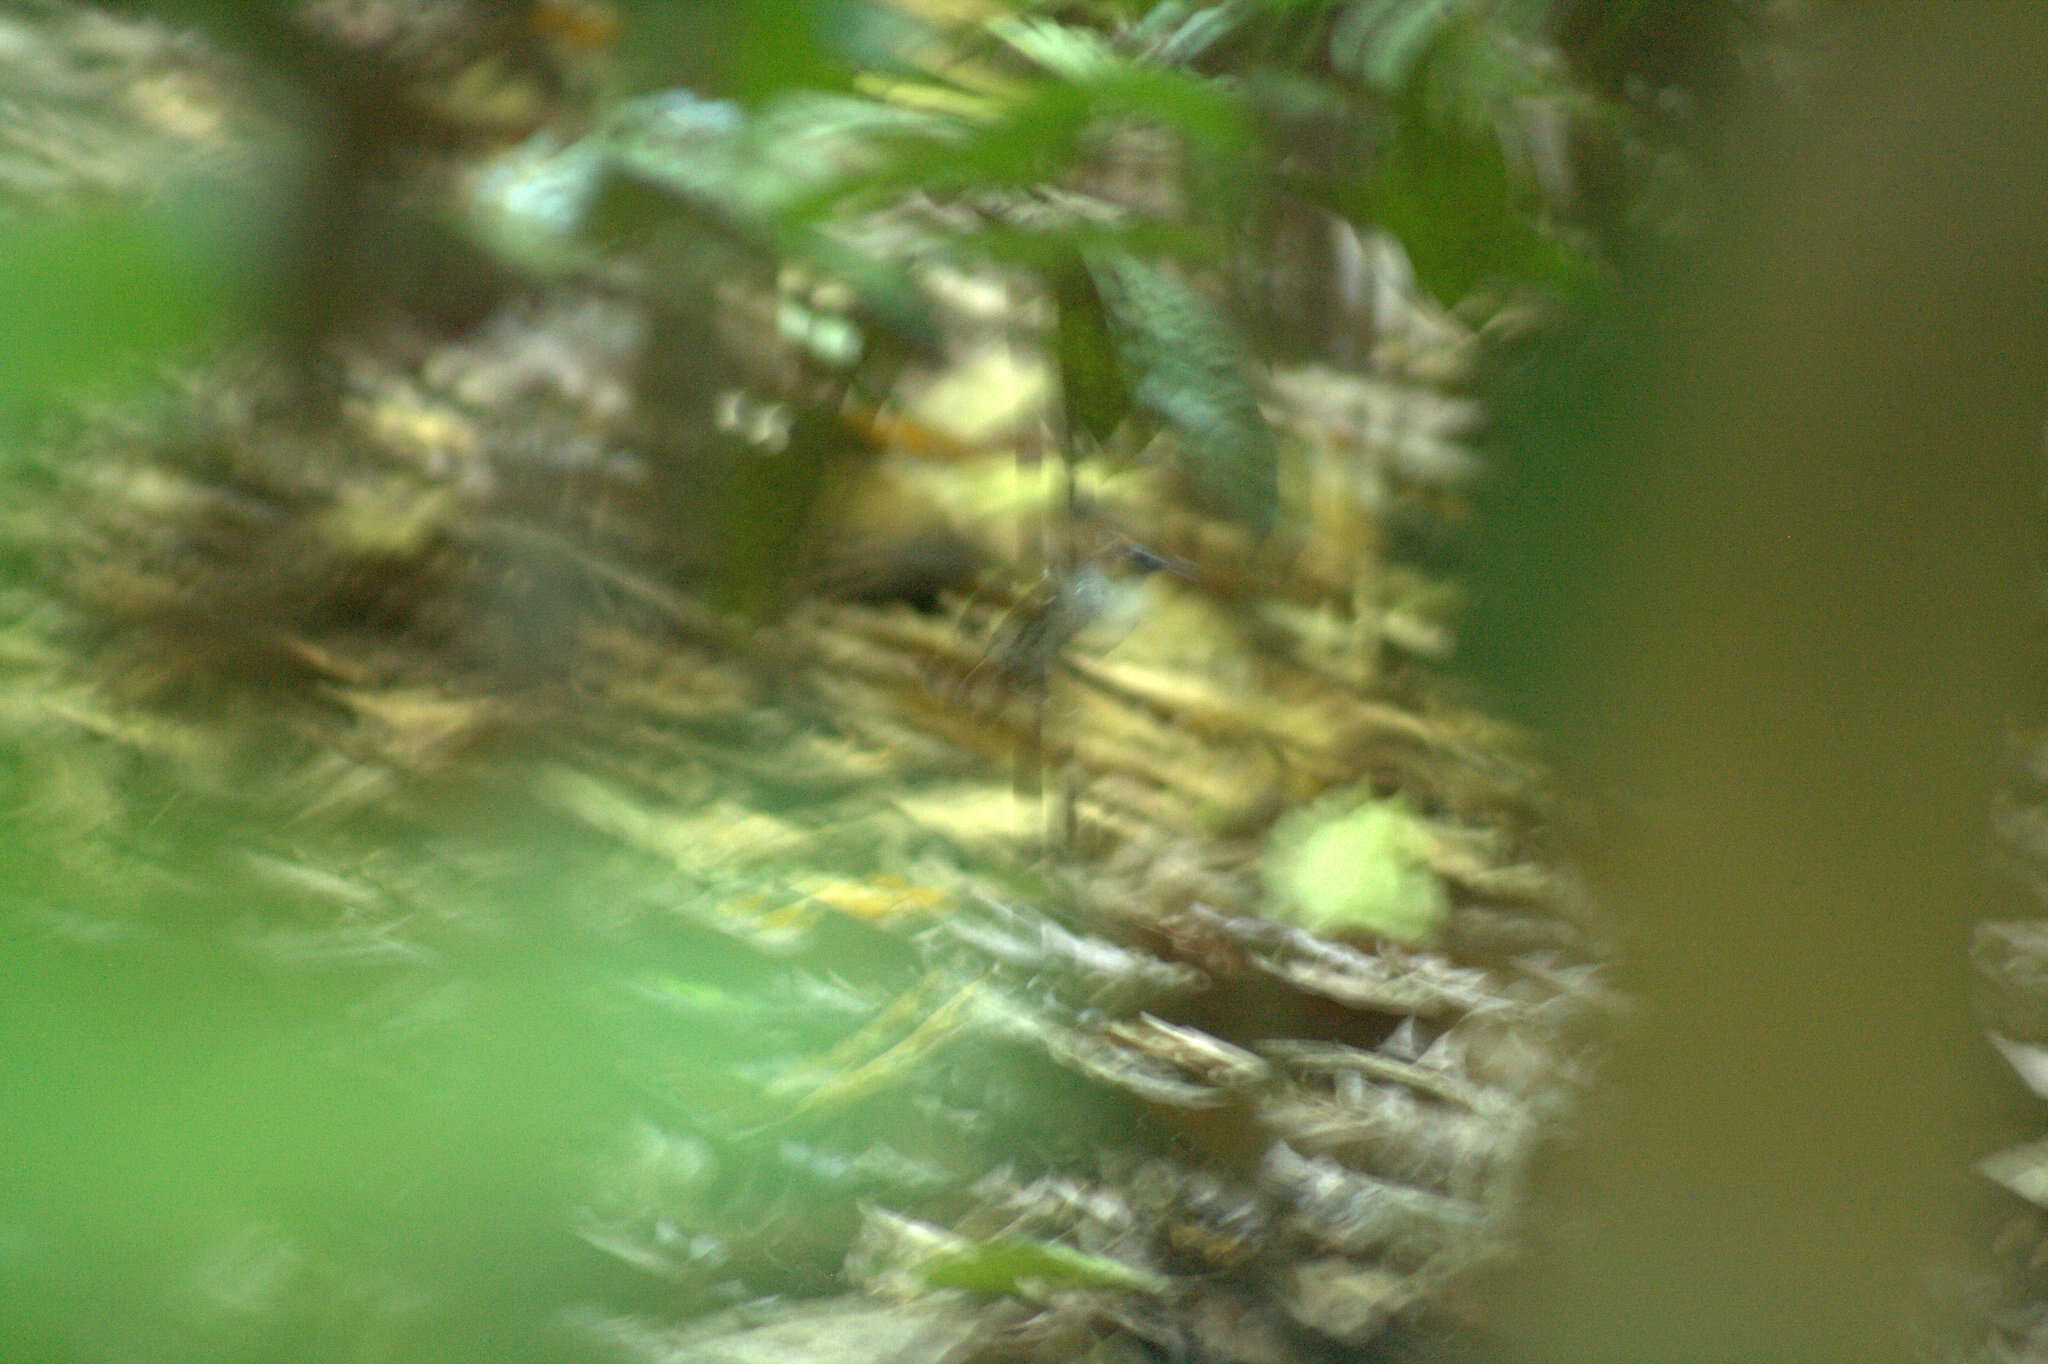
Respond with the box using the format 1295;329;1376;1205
920;1233;1170;1297
1134;0;1261;65
988;14;1122;81
1263;793;1448;945
728;0;868;103
867;81;1096;198
1313;117;1591;305
944;219;1217;274
1324;0;1593;305
1080;65;1258;176
0;207;235;425
1406;11;1552;134
1093;254;1279;534
1051;256;1134;445
1331;0;1461;94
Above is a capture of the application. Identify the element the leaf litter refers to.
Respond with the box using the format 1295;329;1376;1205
0;9;1616;1364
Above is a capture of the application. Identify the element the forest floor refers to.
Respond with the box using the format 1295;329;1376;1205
6;6;2046;1364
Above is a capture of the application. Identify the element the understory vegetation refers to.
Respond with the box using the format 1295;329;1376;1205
11;4;2048;1364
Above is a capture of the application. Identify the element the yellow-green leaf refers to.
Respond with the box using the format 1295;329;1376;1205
1263;793;1447;946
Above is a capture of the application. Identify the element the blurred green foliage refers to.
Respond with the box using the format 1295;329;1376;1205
556;0;1701;545
0;211;207;421
2;0;1717;495
0;185;263;430
0;5;1764;1361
